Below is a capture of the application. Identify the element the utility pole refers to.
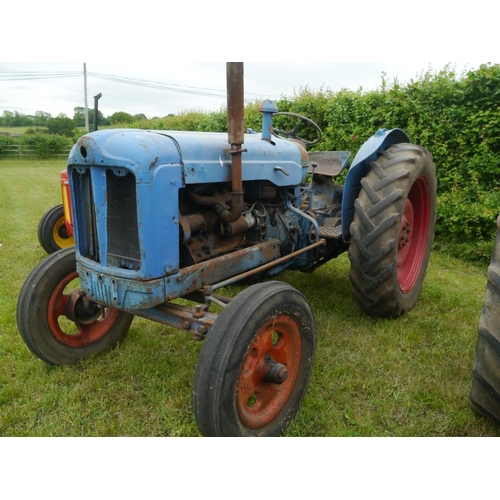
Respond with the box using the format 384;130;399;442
83;63;89;133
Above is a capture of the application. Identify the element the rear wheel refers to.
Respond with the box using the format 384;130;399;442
193;281;316;436
17;247;133;365
348;143;437;317
470;215;500;423
38;204;74;254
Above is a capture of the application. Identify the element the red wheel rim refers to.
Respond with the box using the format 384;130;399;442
47;271;120;347
236;315;302;429
397;176;430;293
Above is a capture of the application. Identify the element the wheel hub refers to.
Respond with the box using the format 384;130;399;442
63;290;102;324
236;315;301;429
397;200;414;267
262;354;288;384
47;270;121;347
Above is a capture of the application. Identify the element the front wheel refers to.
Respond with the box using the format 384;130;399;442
348;143;437;317
193;281;316;436
38;204;75;254
17;247;133;365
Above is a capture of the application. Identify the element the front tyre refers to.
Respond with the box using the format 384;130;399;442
193;281;316;437
38;204;74;254
17;248;133;365
348;143;437;317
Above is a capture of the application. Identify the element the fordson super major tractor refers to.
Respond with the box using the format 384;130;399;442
17;63;437;436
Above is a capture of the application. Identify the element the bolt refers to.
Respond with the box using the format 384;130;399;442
193;304;205;318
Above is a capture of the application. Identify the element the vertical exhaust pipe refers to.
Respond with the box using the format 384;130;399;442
220;62;246;223
93;93;102;131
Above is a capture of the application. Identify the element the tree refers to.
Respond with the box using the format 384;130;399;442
46;116;75;137
110;111;134;125
73;106;86;127
33;111;52;127
0;111;14;126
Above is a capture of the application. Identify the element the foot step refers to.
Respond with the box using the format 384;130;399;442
319;224;342;239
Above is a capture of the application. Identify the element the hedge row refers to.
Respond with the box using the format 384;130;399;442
0;134;73;158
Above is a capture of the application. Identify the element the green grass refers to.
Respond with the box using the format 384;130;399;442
1;159;499;437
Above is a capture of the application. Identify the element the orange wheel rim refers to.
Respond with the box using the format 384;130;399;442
236;315;302;429
47;271;120;347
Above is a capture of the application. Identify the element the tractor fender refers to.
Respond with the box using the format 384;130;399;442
341;128;409;239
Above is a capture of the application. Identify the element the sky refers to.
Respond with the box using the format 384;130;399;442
0;61;486;120
2;2;495;122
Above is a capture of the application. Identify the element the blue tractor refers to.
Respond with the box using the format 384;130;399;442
17;63;437;436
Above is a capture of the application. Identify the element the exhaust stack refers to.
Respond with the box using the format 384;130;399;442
220;62;246;223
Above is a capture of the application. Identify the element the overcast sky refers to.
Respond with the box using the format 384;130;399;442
2;1;495;122
0;61;486;120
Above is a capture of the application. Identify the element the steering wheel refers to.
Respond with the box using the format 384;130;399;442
271;112;323;146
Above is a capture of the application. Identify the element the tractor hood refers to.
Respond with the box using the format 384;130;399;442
68;128;308;187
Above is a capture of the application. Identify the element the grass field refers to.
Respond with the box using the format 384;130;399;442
1;158;499;437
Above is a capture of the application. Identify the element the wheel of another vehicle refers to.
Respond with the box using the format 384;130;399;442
193;281;316;437
470;215;500;423
38;204;75;254
348;143;437;318
16;247;133;365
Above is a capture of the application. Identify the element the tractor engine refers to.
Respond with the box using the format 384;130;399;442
178;181;301;268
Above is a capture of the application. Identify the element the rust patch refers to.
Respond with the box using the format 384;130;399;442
149;156;159;169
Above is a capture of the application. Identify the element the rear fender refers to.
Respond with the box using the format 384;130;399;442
341;128;409;239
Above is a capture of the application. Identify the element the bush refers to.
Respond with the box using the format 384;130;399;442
0;134;15;154
20;134;72;158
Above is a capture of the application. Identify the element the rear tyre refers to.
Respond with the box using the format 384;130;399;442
193;281;316;436
348;143;437;317
38;204;74;254
17;247;133;365
470;215;500;423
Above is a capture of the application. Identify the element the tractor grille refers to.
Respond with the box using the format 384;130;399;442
72;168;141;270
75;169;100;262
106;170;141;270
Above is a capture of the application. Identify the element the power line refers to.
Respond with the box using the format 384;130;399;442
0;69;279;100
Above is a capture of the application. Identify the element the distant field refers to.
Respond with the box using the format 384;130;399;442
1;159;499;437
0;126;35;134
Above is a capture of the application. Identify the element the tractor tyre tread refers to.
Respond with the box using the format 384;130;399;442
470;216;500;423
